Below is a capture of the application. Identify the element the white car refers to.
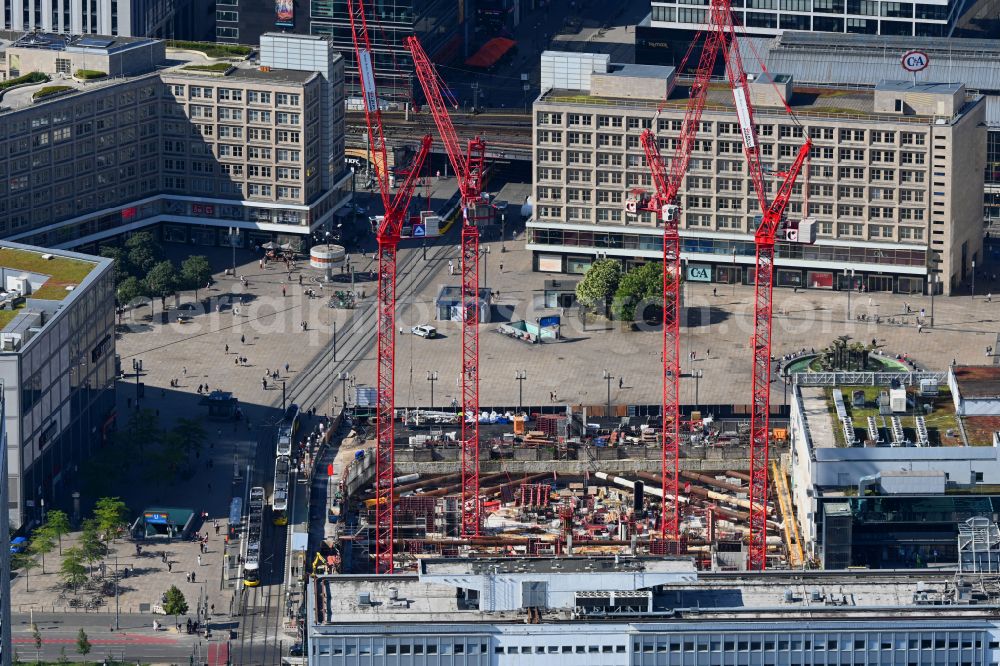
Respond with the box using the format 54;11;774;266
411;325;438;339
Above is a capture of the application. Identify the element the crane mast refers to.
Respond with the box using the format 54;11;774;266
405;36;487;537
348;0;434;573
638;6;726;548
710;0;812;569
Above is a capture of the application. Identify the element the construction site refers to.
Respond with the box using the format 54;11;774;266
318;410;805;575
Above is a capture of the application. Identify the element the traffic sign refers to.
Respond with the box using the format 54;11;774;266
412;223;426;237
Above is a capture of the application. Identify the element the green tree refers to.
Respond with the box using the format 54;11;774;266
613;262;669;322
99;245;131;284
29;526;56;574
60;547;87;591
172;418;206;457
126;408;161;452
31;623;41;662
575;259;622;313
12;552;38;592
125;231;163;274
45;509;71;554
116;275;148;308
76;628;92;658
78;518;106;574
162;585;189;628
180;255;213;299
145;259;178;313
93;497;129;546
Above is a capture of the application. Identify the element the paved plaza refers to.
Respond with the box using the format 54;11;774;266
114;227;1000;418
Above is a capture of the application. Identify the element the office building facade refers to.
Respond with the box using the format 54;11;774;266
308;557;1000;665
0;0;209;38
0;243;115;532
216;0;465;103
0;33;351;252
646;0;958;37
527;52;986;295
0;396;9;666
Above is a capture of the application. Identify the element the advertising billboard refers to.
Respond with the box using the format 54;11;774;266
275;0;293;27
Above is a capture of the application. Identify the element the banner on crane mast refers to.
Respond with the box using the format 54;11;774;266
733;88;756;150
358;49;379;114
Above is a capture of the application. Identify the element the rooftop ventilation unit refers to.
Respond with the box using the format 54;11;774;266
841;417;857;446
915;416;929;447
891;416;906;447
866;416;881;444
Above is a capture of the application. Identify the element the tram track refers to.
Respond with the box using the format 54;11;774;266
284;225;459;413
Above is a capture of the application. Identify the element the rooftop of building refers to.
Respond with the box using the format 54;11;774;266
539;79;973;123
952;365;1000;398
161;62;319;85
0;242;106;348
0;30;157;54
797;378;968;450
310;563;1000;627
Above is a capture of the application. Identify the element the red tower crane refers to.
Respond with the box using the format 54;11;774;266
347;0;434;573
708;0;812;569
404;35;487;537
638;3;729;548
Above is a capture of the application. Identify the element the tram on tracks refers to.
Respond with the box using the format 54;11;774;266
272;455;290;526
243;486;265;587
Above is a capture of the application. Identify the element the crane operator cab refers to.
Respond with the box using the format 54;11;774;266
662;204;679;224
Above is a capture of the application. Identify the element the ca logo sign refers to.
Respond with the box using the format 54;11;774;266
901;50;929;73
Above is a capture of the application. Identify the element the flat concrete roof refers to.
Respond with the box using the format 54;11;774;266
312;568;1000;627
876;80;964;95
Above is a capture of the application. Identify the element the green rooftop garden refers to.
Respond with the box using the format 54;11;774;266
32;85;73;101
824;386;961;447
0;71;48;91
74;69;107;80
180;63;233;73
165;40;252;59
0;247;96;301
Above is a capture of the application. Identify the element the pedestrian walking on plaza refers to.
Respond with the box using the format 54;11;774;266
191;571;196;583
262;378;268;390
619;378;623;389
989;293;993;303
499;262;504;272
282;285;287;297
448;260;454;275
241;334;246;344
167;561;172;572
918;324;924;334
235;357;239;366
299;275;303;285
285;363;290;373
712;287;717;297
198;555;202;566
183;366;187;375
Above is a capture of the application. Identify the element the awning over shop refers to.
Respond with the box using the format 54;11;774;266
465;37;516;68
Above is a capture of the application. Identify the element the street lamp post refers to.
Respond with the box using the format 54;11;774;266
426;371;438;409
332;322;337;362
972;259;977;300
481;246;491;290
602;369;613;417
281;380;286;410
846;269;854;321
114;556;120;630
515;370;526;410
133;358;141;409
930;272;937;328
501;212;507;253
731;247;738;296
229;227;237;276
